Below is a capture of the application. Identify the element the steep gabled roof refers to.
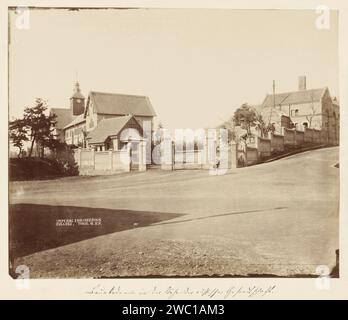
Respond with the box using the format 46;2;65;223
63;114;86;130
88;91;156;117
262;88;327;108
87;115;141;144
50;108;73;129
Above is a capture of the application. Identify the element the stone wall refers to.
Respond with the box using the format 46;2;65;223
270;134;285;153
256;137;271;158
232;127;329;168
283;128;296;148
295;130;305;147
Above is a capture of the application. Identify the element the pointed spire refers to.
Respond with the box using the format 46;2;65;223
71;80;85;99
74;81;81;93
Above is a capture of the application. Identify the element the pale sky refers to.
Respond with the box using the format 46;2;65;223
9;8;339;129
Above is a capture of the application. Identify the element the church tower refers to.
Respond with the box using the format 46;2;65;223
70;81;85;116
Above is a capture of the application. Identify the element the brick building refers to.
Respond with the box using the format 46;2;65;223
259;76;339;145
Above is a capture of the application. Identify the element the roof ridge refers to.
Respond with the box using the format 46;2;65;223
90;91;148;99
98;115;133;123
265;87;326;97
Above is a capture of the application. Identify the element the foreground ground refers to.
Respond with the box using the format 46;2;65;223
9;147;339;278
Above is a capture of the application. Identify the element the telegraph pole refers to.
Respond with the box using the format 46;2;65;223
268;80;275;126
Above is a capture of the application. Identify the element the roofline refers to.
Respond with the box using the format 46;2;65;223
320;87;330;101
90;90;148;99
97;114;133;123
262;87;327;107
98;113;155;117
145;95;157;117
63;118;86;130
87;115;143;144
265;87;326;97
87;91;157;117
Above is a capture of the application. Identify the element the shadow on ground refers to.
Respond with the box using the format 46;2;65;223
9;203;184;261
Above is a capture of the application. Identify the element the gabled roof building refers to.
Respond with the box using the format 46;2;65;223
260;76;339;145
51;82;156;151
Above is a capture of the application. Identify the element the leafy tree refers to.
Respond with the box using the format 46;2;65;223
233;103;258;143
9;98;58;158
233;103;276;143
9;119;28;158
219;116;237;142
233;103;257;133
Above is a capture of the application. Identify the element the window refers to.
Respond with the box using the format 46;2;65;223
291;109;299;116
303;122;308;128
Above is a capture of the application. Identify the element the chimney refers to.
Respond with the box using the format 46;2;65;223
298;76;307;91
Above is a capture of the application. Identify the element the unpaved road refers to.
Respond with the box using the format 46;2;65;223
9;147;339;278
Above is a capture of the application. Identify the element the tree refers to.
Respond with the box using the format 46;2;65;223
9;119;28;158
233;103;258;143
9;98;58;158
233;103;257;133
24;98;58;158
255;112;275;138
304;92;319;129
219;116;237;142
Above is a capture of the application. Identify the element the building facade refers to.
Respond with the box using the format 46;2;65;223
51;82;156;151
260;76;339;145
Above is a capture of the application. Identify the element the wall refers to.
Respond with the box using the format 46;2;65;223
246;147;259;166
85;99;98;132
256;137;271;158
271;134;285;153
74;143;146;175
65;122;86;146
231;126;329;168
235;144;258;167
286;101;322;130
304;127;314;144
158;125;330;171
283;128;296;148
295;130;304;147
134;116;154;139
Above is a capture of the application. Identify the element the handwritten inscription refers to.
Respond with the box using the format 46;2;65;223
86;284;277;299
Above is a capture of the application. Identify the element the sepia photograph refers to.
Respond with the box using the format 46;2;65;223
8;6;340;280
4;2;345;297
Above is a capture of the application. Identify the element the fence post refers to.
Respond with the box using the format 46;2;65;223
109;149;113;170
161;136;173;170
77;148;82;166
92;149;95;169
230;142;238;169
138;141;147;172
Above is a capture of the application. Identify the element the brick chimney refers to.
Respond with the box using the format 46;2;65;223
298;76;307;91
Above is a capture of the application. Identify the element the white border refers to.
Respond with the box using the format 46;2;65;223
1;0;347;300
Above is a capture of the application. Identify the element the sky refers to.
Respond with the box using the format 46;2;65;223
9;8;339;129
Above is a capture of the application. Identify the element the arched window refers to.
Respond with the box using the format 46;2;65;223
303;122;308;128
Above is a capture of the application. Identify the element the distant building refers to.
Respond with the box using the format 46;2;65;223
259;76;339;145
51;82;156;151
